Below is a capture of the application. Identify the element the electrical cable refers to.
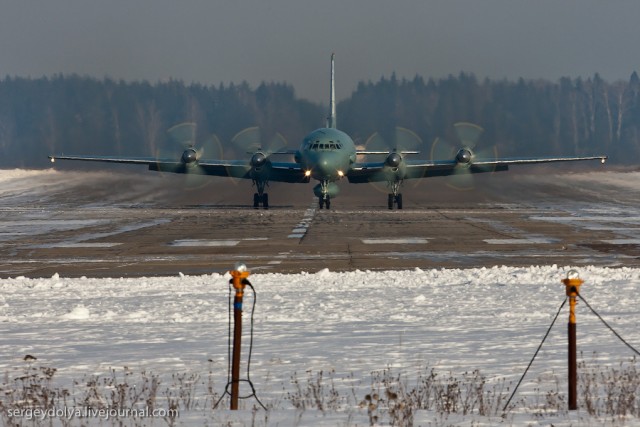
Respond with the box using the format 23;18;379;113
578;294;640;357
502;297;567;413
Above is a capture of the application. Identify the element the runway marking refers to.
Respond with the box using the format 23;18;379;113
288;205;316;239
362;238;431;244
170;239;240;247
600;239;640;245
37;242;122;248
168;237;269;247
531;215;640;223
484;238;558;245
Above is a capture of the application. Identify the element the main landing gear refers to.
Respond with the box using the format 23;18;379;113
388;193;403;210
318;195;331;209
253;180;269;209
387;181;403;210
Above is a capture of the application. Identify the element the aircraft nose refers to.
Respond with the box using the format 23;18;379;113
315;155;340;178
311;152;344;179
317;158;333;175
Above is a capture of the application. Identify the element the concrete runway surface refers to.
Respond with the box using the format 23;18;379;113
1;165;638;278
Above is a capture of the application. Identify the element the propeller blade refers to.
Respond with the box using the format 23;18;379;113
365;126;422;153
449;164;474;191
231;126;262;154
198;133;224;160
265;132;288;156
167;122;197;147
453;122;483;149
430;136;457;162
394;127;422;152
232;126;289;155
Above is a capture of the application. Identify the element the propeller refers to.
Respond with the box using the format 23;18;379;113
160;122;224;189
231;126;288;158
364;126;423;193
430;122;497;191
228;126;288;181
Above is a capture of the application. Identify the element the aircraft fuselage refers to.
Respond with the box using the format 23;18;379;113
295;127;356;183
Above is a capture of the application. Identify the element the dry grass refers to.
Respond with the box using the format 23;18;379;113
1;355;638;426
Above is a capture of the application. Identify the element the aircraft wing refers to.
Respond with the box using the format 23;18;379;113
347;155;607;183
196;160;307;183
48;155;307;183
48;154;159;165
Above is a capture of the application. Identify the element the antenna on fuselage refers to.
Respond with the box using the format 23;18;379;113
327;53;336;129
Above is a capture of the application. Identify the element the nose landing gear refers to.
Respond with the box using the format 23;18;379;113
319;195;330;209
317;180;331;210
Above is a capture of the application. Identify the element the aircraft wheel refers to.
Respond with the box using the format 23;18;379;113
319;197;324;209
253;193;260;209
388;194;394;210
325;196;331;210
396;193;403;210
262;193;269;210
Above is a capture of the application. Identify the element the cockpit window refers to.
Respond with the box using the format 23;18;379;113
308;140;344;151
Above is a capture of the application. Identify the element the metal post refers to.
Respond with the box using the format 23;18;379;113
562;269;583;411
229;264;250;410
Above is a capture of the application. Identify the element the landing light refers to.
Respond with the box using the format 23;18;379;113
304;170;311;177
338;170;344;177
50;157;55;163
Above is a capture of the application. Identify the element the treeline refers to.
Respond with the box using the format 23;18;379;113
1;71;639;168
340;72;640;161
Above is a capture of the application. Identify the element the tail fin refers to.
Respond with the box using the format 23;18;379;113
326;53;336;129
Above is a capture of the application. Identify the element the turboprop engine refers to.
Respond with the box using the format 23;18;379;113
385;151;402;169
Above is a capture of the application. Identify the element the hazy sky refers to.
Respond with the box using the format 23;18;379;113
1;1;639;103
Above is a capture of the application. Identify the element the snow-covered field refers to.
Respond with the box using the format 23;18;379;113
2;266;640;426
1;169;640;426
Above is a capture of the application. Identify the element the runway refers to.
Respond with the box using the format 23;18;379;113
1;166;638;277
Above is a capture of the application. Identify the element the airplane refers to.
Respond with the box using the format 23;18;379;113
49;53;607;210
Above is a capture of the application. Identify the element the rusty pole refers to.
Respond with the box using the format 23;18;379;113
229;264;250;410
562;269;583;411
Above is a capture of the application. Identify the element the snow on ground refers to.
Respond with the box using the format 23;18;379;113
1;266;640;426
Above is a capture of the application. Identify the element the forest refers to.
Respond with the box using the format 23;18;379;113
0;71;638;169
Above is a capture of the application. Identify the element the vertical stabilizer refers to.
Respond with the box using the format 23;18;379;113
327;53;336;129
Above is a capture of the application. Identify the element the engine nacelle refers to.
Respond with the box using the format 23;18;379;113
385;152;402;168
251;152;267;169
456;148;472;164
181;148;198;164
313;182;340;198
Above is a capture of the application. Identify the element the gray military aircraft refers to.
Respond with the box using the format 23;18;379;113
50;54;607;210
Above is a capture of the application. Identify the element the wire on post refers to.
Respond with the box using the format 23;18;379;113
213;263;266;411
